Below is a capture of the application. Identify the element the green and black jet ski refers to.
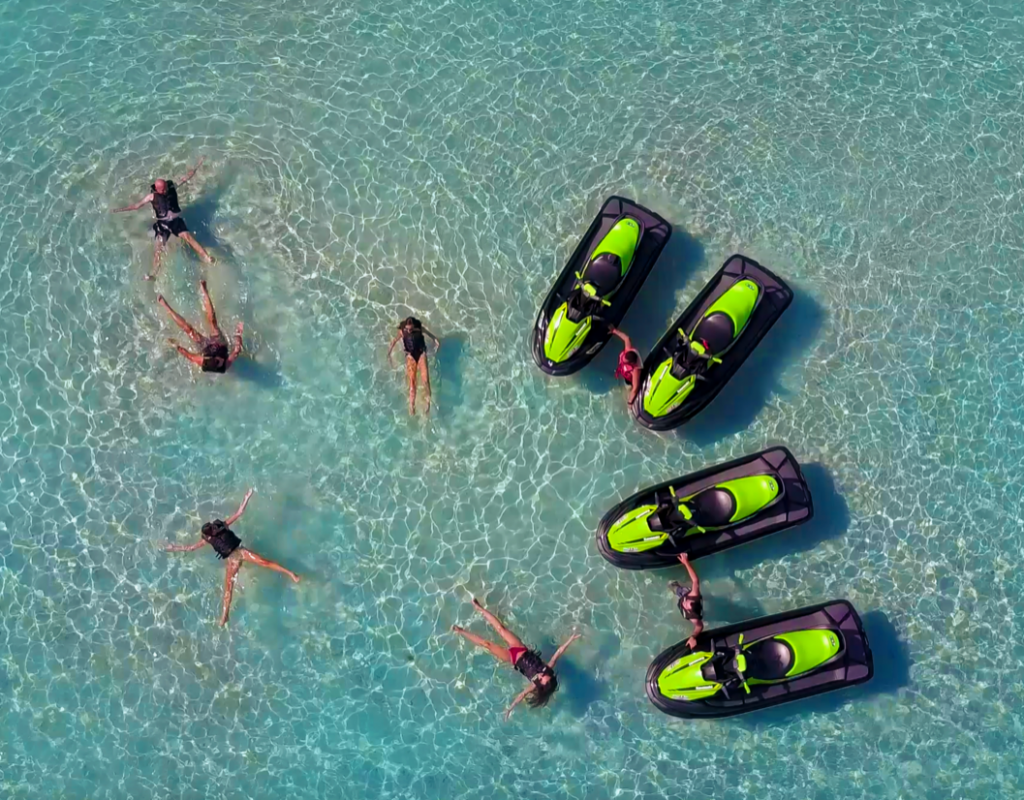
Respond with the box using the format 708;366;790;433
647;600;873;718
596;447;813;569
533;196;671;376
633;254;792;430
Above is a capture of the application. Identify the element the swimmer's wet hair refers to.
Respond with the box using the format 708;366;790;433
525;673;559;708
400;316;422;329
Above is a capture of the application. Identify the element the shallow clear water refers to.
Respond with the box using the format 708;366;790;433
1;0;1023;796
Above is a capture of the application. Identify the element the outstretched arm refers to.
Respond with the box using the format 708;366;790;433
224;488;255;527
112;194;154;213
169;340;204;368
504;685;534;722
226;322;244;367
423;327;441;351
686;620;704;650
176;157;205;187
165;539;207;552
608;325;633;351
678;553;700;596
546;632;582;669
386;334;401;365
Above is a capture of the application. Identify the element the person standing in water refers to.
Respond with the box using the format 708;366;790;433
452;597;581;720
112;157;214;279
608;324;642;406
158;280;243;374
165;489;300;626
387;316;440;415
669;553;704;649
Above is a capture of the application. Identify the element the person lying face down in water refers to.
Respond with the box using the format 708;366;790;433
165;489;300;626
452;597;581;720
608;324;642;407
112;157;214;279
669;553;704;649
387;316;440;415
158;280;243;374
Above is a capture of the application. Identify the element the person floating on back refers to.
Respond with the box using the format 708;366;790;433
608;324;642;407
112;157;214;279
165;488;300;626
669;553;704;649
387;316;440;415
158;280;243;374
452;597;581;720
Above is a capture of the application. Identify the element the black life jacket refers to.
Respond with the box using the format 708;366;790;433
202;520;241;559
150;181;182;220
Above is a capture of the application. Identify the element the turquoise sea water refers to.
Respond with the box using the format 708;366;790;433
2;0;1023;797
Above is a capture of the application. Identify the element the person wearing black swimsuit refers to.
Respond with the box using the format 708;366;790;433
668;553;704;649
165;489;301;626
451;597;581;720
112;158;214;279
387;316;440;415
158;280;243;374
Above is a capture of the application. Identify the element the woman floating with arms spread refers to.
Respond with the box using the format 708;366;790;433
158;280;243;374
165;489;300;626
452;597;581;720
387;316;440;415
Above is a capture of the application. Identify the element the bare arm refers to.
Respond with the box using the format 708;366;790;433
686;619;704;650
504;685;534;722
386;333;401;365
176;157;205;187
423;327;441;351
628;369;641;404
546;632;582;669
165;539;207;552
226;322;244;367
678;553;700;596
224;488;255;527
169;340;204;368
608;325;633;350
112;194;154;213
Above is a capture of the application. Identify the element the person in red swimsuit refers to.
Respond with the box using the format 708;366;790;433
608;325;642;405
452;597;581;720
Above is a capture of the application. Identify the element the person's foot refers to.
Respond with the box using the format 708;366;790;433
200;279;208;290
471;597;482;609
157;294;167;305
451;625;465;634
290;574;301;584
144;274;155;281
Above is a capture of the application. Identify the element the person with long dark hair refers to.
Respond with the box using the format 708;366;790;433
387;316;440;415
452;597;581;720
165;489;300;626
669;553;704;649
158;280;243;374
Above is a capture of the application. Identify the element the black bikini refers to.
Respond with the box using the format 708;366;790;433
513;649;554;685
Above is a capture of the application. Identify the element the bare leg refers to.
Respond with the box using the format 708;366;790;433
451;626;511;663
157;296;202;343
198;280;222;337
220;555;242;626
240;548;301;583
417;355;431;414
180;231;214;264
147;238;167;281
405;355;418;415
471;598;525;649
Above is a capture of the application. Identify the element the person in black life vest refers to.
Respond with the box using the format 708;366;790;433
451;597;581;721
112;157;214;279
668;553;704;649
158;280;243;374
165;488;300;626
